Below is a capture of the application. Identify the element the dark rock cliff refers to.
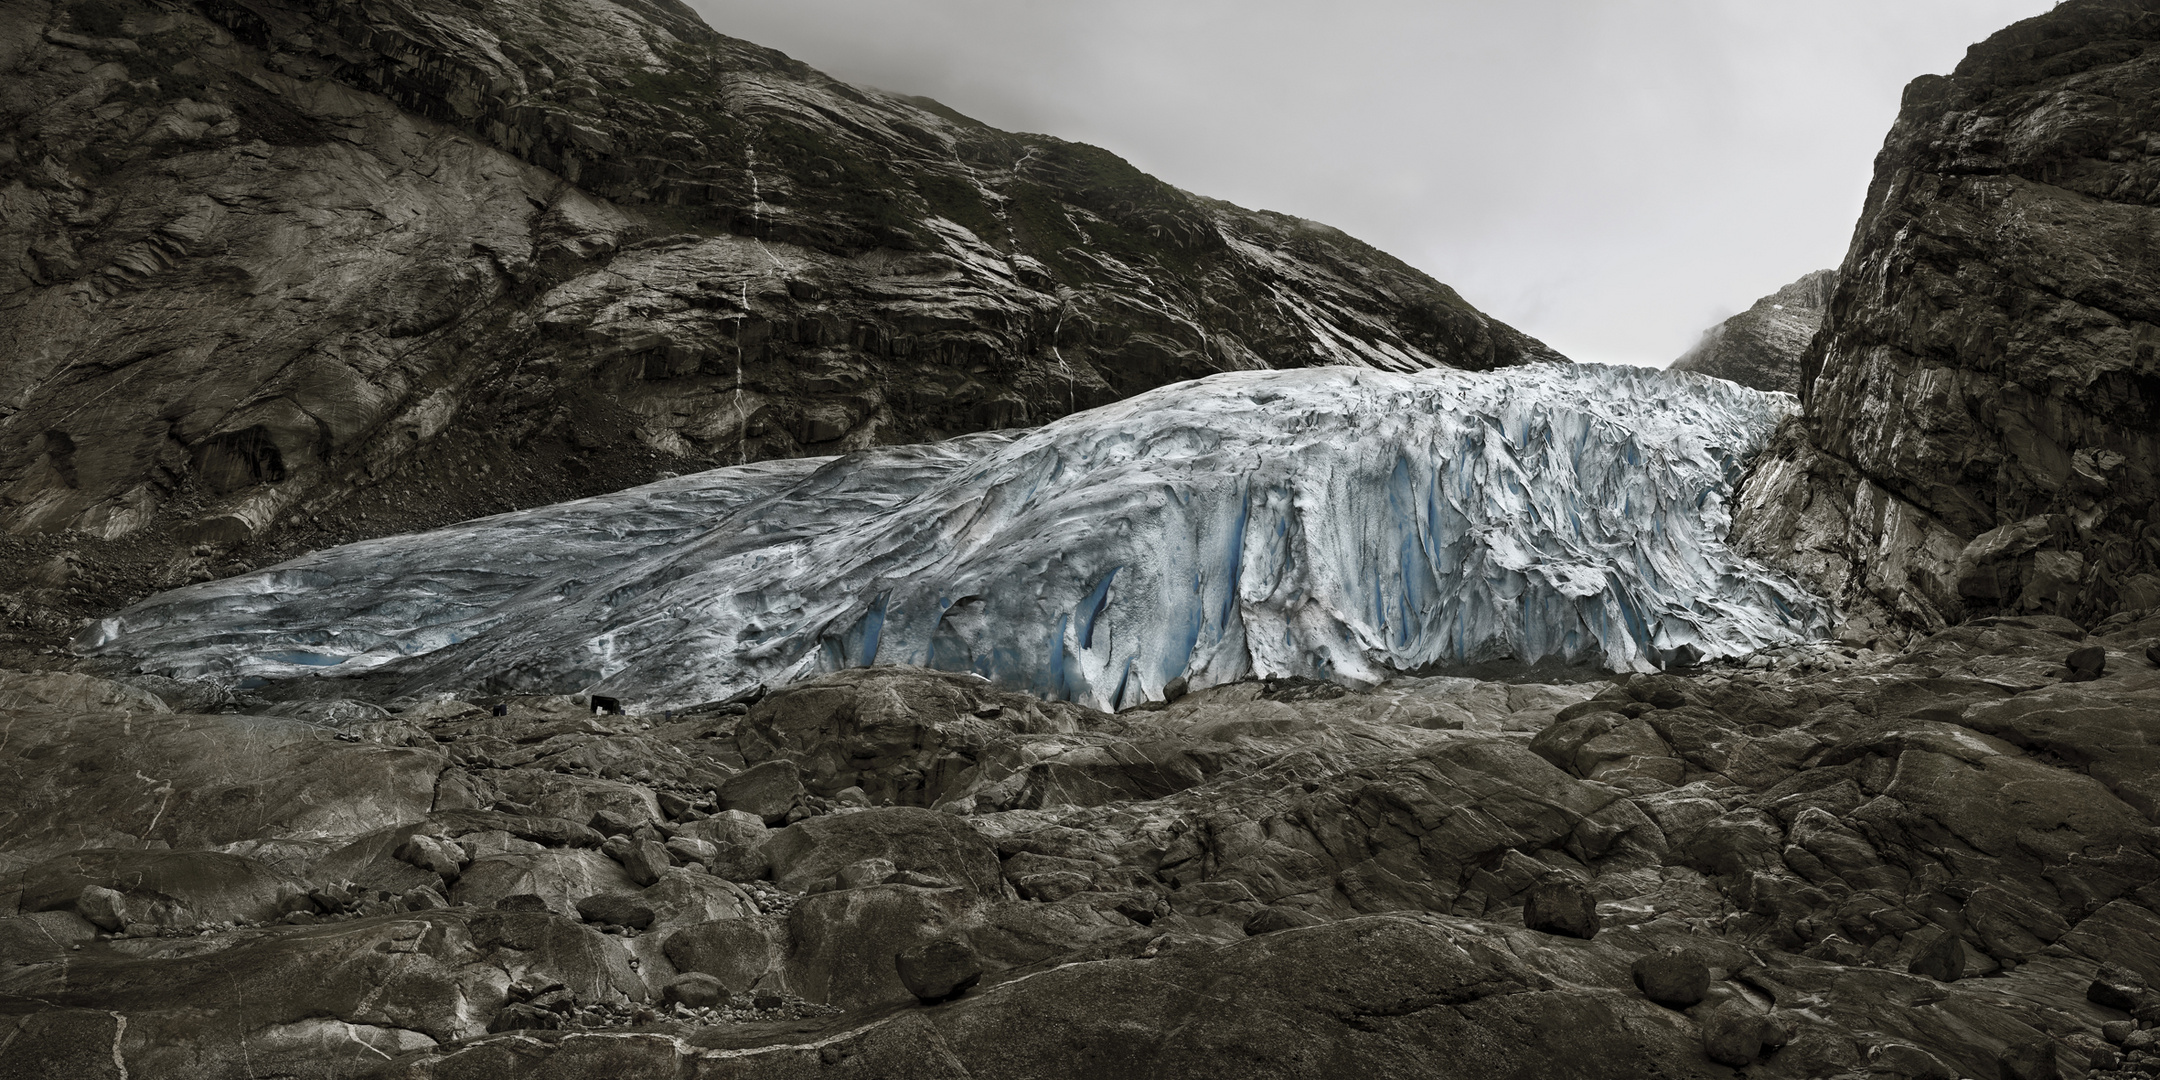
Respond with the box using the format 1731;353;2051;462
0;0;1560;655
1733;0;2160;641
1667;270;1834;395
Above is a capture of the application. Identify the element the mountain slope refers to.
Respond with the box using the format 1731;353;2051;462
1666;270;1834;395
0;0;1560;656
1732;0;2160;639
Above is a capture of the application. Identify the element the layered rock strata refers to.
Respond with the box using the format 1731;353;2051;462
0;0;1559;659
1733;0;2160;638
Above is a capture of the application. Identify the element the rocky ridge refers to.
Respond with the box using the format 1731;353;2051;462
0;0;1559;664
1667;269;1835;395
1732;0;2160;641
4;612;2160;1077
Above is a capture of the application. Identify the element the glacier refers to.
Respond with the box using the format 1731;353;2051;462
77;364;1831;711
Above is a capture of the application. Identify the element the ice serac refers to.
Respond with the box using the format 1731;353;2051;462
79;366;1829;709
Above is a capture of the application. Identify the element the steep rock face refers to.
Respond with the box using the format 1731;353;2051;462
1733;0;2160;638
0;0;1559;654
1666;270;1834;395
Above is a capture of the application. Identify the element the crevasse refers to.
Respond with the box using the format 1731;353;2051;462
78;364;1830;710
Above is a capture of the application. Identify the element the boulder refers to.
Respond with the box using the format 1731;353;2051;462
767;807;1003;898
719;761;804;825
786;885;973;1008
618;839;672;887
1521;878;1600;940
2089;963;2150;1012
895;939;982;1003
663;972;729;1008
640;869;758;928
663;921;779;995
575;893;656;929
395;833;467;880
1907;932;1966;983
489;1003;561;1032
2067;645;2107;682
1628;947;1710;1008
74;886;128;932
666;836;720;867
1700;1004;1768;1067
676;810;773;881
450;849;640;917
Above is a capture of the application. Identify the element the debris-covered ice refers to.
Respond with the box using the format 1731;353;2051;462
79;365;1830;710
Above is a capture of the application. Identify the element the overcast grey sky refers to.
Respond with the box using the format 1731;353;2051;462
686;0;2056;367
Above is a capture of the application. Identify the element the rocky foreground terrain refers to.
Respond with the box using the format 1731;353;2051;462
3;615;2160;1078
1667;270;1835;396
8;0;2160;1076
0;0;1558;664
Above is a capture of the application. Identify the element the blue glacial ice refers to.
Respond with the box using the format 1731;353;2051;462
77;364;1831;710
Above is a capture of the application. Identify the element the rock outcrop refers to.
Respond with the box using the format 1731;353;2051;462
6;612;2160;1078
0;0;1560;661
1667;269;1834;395
1733;0;2160;637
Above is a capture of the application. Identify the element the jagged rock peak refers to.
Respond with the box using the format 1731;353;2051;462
1731;0;2160;640
1666;270;1835;395
0;0;1560;661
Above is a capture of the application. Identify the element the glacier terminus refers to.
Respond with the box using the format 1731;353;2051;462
78;364;1832;710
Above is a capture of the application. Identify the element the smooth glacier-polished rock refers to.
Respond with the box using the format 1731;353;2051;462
79;365;1828;709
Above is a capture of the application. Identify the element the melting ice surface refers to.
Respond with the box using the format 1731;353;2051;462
80;365;1830;710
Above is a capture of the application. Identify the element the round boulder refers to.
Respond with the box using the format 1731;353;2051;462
896;938;982;1003
1700;1005;1767;1067
663;972;729;1008
1629;947;1710;1008
1521;878;1600;940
